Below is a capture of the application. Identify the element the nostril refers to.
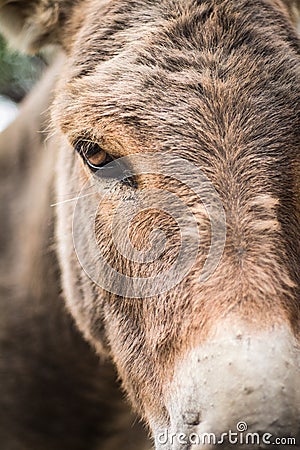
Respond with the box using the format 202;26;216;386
182;411;201;426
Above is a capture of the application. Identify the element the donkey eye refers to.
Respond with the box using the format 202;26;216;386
75;140;113;171
74;138;136;187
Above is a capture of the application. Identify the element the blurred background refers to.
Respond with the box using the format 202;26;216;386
0;33;45;132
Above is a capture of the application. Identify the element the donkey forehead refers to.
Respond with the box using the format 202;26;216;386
69;0;199;74
56;1;219;132
56;49;214;148
60;60;204;128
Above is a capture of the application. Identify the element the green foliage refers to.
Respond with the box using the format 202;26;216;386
0;34;44;102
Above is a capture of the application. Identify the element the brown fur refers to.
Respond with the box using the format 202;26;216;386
0;0;300;446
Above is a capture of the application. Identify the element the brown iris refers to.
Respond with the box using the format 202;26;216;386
75;139;113;170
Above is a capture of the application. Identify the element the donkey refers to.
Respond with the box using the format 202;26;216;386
0;0;300;449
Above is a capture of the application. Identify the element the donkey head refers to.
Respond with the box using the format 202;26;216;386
1;0;300;447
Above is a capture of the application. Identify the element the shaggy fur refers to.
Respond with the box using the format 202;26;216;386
0;0;300;447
